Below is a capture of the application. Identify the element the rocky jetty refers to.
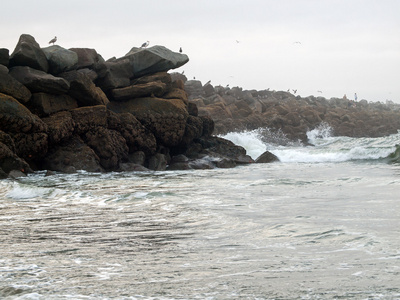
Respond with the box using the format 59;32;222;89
183;78;400;144
1;34;255;179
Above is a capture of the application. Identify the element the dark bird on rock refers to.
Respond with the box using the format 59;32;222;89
179;47;182;53
141;41;149;48
49;36;57;45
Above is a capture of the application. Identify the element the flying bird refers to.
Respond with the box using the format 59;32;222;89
293;41;301;45
141;40;149;48
49;36;57;45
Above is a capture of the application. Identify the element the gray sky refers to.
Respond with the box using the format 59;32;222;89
2;0;400;103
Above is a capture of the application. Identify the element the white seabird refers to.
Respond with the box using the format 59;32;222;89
141;40;150;48
49;36;57;45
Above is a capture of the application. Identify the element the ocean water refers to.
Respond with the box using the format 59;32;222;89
1;125;400;299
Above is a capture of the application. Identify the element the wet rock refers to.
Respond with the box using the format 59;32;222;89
70;105;108;134
255;151;280;163
42;135;104;173
148;153;168;171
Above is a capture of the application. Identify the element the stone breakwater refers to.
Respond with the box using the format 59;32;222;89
183;77;400;144
1;34;255;179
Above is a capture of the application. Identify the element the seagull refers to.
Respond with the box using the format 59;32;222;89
293;41;301;45
179;47;182;53
205;80;211;85
49;36;57;45
317;90;323;93
141;40;149;48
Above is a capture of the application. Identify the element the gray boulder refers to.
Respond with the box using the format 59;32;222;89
124;45;189;77
94;59;133;91
9;34;49;72
255;151;280;163
69;48;104;69
0;48;9;67
9;66;70;94
42;45;78;75
0;65;31;103
60;70;109;106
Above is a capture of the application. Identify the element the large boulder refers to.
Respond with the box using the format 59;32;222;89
0;140;30;174
0;48;9;67
94;59;133;91
111;81;167;101
0;65;31;103
108;97;188;147
0;93;48;134
107;111;157;155
42;111;75;144
60;70;109;106
9;66;70;94
42;135;104;173
69;48;104;69
255;151;280;163
123;45;189;78
70;105;108;134
42;45;78;75
9;34;49;72
85;127;128;171
29;93;78;117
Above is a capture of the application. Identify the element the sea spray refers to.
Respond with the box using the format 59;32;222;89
220;125;400;163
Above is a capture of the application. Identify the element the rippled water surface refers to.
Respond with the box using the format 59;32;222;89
1;160;400;299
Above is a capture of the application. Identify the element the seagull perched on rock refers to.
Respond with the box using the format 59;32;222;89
179;47;182;53
141;40;149;48
49;36;57;45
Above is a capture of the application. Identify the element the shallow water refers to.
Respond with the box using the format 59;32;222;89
1;131;400;299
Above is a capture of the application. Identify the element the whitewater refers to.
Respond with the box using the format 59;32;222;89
1;124;400;299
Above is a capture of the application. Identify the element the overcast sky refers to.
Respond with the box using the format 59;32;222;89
2;0;400;103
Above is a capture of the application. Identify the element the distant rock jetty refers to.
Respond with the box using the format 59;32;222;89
1;34;256;179
182;79;400;143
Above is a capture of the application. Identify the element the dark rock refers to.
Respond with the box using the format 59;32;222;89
70;105;108;134
42;111;75;144
255;151;280;163
111;81;167;101
94;59;133;91
128;151;146;165
118;162;149;172
9;66;70;94
124;45;189;77
85;127;128;171
69;48;104;69
108;97;188;147
0;93;48;134
60;70;109;106
216;158;236;168
0;48;9;67
42;135;104;173
148;153;168;171
0;141;30;174
0;65;32;103
42;45;78;74
30;93;78;116
9;34;49;72
107;111;157;155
